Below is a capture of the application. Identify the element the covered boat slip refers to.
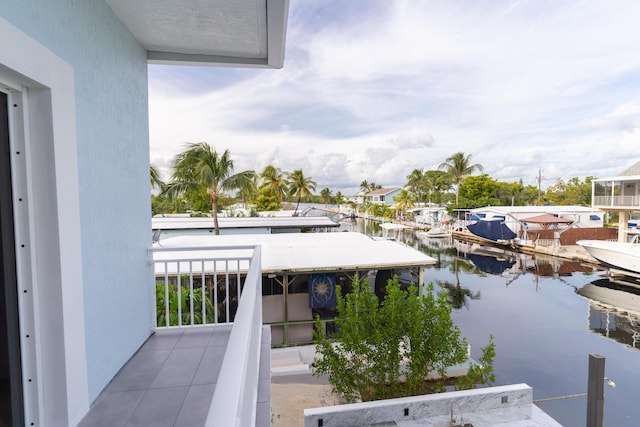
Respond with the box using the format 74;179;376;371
153;232;436;346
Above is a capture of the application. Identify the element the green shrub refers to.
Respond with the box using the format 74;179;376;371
313;275;495;402
156;284;216;326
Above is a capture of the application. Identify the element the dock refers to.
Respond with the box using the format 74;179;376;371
451;230;601;265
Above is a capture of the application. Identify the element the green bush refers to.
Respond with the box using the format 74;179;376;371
156;284;216;326
313;275;495;402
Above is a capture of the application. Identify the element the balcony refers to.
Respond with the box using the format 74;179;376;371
592;195;640;209
592;177;640;211
79;245;268;427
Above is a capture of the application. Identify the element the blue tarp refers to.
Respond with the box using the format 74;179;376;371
467;220;517;241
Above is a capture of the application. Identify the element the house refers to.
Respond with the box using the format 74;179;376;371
0;1;289;426
409;204;450;227
365;187;402;205
591;160;640;241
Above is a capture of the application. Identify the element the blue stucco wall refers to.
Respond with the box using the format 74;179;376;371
0;1;154;400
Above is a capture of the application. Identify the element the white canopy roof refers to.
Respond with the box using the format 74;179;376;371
152;232;436;274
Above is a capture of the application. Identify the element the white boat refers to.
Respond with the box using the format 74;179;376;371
417;227;451;238
577;239;640;274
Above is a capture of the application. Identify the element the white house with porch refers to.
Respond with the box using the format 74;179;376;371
591;161;640;241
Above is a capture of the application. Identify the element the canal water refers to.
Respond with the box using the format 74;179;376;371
343;218;640;427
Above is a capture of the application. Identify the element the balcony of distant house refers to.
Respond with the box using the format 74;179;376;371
591;176;640;211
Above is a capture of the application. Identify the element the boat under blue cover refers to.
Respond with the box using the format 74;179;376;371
467;219;517;242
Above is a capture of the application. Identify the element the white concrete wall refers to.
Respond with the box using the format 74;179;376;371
0;0;154;408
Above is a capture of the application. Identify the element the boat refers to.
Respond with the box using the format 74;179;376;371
424;226;451;238
466;218;517;242
577;239;640;275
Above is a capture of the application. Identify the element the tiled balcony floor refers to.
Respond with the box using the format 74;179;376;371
79;325;270;427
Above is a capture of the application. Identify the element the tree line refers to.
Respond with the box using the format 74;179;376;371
151;144;595;225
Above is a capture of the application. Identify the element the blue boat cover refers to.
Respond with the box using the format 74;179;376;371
467;220;517;241
467;253;515;275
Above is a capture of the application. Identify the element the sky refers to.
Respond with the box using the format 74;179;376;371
148;0;640;196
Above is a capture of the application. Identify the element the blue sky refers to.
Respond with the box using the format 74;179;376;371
149;0;640;196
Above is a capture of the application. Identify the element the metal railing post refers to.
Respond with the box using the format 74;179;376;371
586;353;605;427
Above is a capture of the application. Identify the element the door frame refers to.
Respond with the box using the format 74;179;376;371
0;15;90;426
0;87;24;427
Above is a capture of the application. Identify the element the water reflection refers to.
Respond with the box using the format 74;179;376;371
334;219;640;425
437;257;481;309
577;278;640;350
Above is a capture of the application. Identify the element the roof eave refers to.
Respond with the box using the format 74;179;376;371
147;0;289;68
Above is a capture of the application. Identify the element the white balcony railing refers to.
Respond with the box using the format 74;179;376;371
150;245;263;427
593;195;640;208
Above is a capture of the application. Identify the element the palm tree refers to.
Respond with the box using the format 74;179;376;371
393;189;416;219
405;168;425;202
164;143;256;234
238;173;259;209
359;180;370;194
438;152;484;205
288;169;317;214
260;165;289;203
150;164;164;191
359;180;381;194
320;187;333;206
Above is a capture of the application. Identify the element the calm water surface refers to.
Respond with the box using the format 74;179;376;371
344;219;640;427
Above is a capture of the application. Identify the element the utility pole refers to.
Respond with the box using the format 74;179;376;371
537;167;542;206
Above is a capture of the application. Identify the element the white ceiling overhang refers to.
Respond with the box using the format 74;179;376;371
105;0;289;68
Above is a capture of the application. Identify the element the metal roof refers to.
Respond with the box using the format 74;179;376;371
366;187;400;196
152;216;339;230
592;174;640;182
152;232;436;274
105;0;289;68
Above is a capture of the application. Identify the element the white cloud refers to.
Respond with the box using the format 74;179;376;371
149;0;640;195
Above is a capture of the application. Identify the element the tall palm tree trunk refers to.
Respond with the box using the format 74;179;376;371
294;195;302;215
211;192;220;235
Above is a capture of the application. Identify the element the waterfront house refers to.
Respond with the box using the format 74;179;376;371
0;2;289;426
591;161;640;241
365;187;402;205
409;203;450;227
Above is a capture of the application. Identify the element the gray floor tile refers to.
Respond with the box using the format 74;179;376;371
149;347;205;389
139;330;183;351
173;384;216;427
208;326;232;346
192;346;226;385
125;387;188;427
78;390;145;427
81;325;269;426
107;350;171;392
176;328;214;348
